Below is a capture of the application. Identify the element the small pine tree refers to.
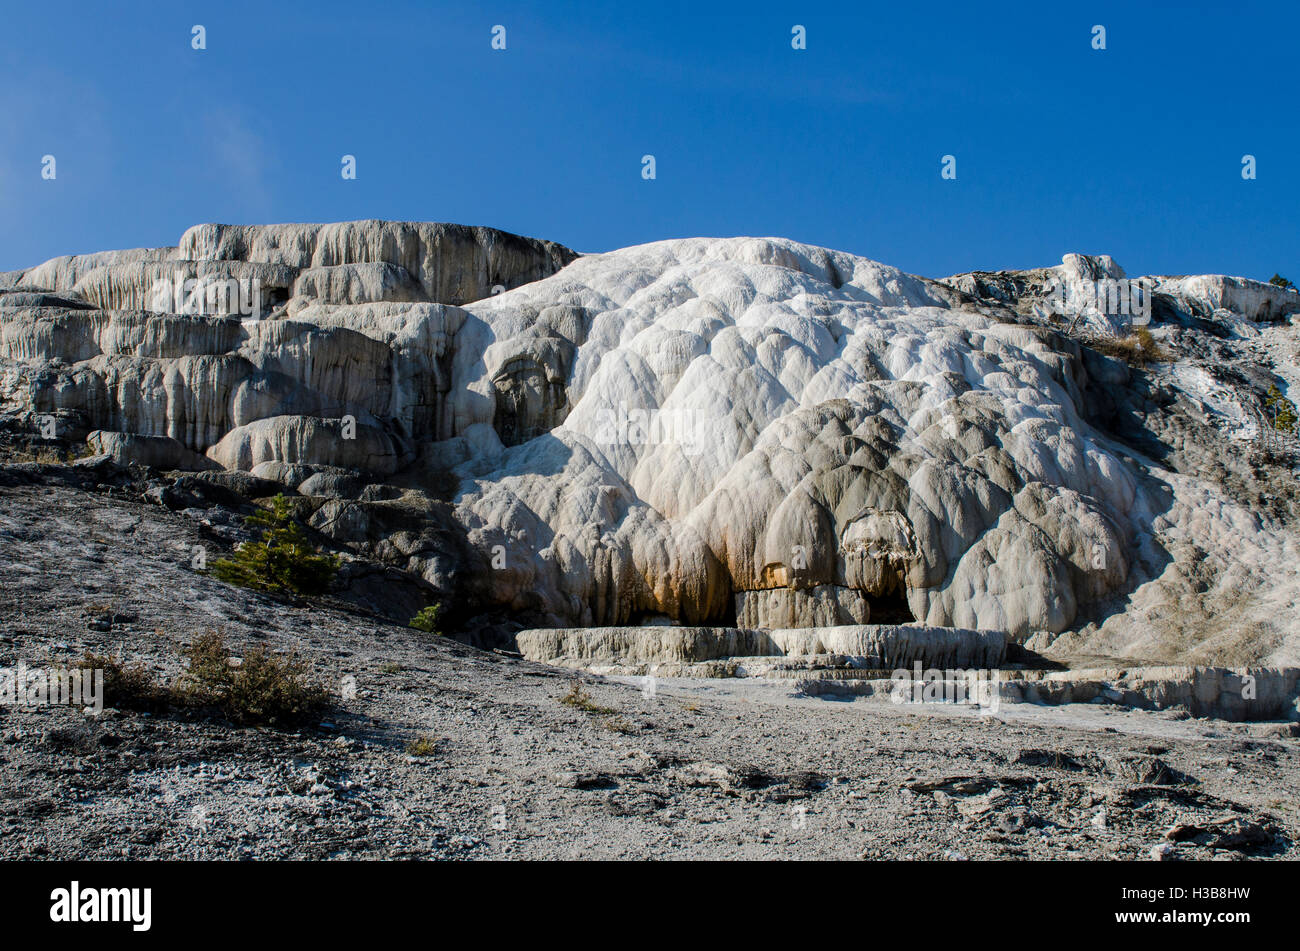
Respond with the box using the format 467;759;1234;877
1268;273;1294;289
209;495;339;595
1265;384;1298;434
409;604;442;634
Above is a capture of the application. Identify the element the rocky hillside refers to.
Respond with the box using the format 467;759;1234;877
0;474;1294;860
2;222;1299;667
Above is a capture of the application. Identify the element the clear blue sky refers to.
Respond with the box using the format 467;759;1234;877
2;0;1296;281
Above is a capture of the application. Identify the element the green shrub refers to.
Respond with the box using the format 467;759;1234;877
73;632;330;729
209;495;338;595
1268;274;1294;289
409;604;442;634
176;631;328;727
1265;384;1298;433
405;735;438;756
558;680;616;715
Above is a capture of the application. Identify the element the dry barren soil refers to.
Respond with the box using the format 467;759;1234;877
0;463;1296;860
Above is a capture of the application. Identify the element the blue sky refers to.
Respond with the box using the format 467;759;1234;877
2;1;1296;281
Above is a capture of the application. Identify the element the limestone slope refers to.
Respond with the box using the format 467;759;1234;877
2;224;1298;666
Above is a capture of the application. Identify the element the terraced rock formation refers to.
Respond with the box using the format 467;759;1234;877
2;222;1299;670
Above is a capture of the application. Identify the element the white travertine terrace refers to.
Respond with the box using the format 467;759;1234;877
3;222;1298;666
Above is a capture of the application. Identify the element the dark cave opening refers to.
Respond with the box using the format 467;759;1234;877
869;589;915;624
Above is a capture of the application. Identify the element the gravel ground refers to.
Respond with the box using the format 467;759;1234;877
0;470;1296;860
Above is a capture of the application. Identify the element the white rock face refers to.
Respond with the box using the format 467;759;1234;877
175;221;575;306
205;415;401;474
445;238;1131;637
1153;274;1300;322
15;248;176;294
290;263;425;306
515;623;1006;670
85;430;218;471
3;224;1298;666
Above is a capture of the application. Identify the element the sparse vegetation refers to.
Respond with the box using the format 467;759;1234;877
76;653;167;712
208;495;339;596
599;716;636;734
8;444;72;464
0;430;98;465
1264;384;1298;434
406;735;438;756
408;604;442;634
379;661;403;675
74;631;328;727
1268;274;1294;289
1089;327;1169;367
558;680;617;715
175;630;328;727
